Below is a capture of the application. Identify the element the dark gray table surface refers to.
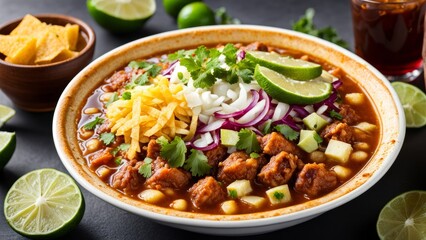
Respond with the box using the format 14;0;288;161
1;0;425;239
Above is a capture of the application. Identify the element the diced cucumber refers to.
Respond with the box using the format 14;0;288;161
220;129;239;147
221;200;238;214
241;196;267;208
297;130;321;153
266;184;292;205
227;179;252;198
325;139;353;163
303;112;329;131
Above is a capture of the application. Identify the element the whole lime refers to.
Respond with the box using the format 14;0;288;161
177;2;216;29
163;0;201;18
87;0;156;34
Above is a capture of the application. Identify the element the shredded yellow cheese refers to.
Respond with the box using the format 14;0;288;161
106;76;197;160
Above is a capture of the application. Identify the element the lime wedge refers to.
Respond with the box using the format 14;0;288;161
0;105;15;128
87;0;156;33
246;50;322;80
0;131;16;169
391;81;426;128
377;190;426;240
4;169;85;239
254;65;332;104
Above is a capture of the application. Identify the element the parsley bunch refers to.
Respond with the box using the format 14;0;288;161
292;8;349;49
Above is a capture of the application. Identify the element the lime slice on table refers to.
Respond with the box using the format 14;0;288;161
87;0;156;33
0;104;15;128
254;65;332;104
246;50;323;80
0;131;16;169
4;168;85;239
377;190;426;240
391;81;426;128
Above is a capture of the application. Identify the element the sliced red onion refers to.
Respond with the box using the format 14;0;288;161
161;60;178;76
124;66;133;73
231;90;271;127
214;90;259;119
197;119;226;133
191;130;220;151
274;114;301;131
248;127;263;136
292;105;310;118
332;79;343;89
237;50;246;61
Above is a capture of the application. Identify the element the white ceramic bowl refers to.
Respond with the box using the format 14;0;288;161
52;25;405;236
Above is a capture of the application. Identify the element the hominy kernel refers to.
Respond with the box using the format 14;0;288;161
353;142;369;151
86;139;102;152
79;127;94;140
84;107;101;114
170;199;187;211
139;189;165;204
100;92;114;102
332;165;352;179
163;188;175;196
309;151;326;163
351;151;368;162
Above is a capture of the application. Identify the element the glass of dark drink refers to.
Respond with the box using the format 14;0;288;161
351;0;426;82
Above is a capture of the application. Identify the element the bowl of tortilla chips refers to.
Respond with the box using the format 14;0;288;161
0;14;95;112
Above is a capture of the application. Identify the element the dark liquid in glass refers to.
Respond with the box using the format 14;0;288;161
352;0;426;76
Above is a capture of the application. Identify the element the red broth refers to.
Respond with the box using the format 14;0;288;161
77;43;380;214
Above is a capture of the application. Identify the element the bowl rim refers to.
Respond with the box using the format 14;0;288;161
52;24;405;228
0;13;96;68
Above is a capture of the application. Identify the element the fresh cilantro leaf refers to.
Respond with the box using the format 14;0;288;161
292;8;349;49
99;132;115;145
159;136;187;168
106;92;118;107
126;73;149;89
184;149;212;177
168;49;195;61
156;136;169;146
274;191;284;200
139;157;153;178
250;152;260;159
236;128;261;154
83;116;104;130
111;143;130;156
114;157;122;165
330;110;343;120
215;7;241;25
228;189;238;199
121;91;131;100
275;124;299;141
261;120;273;135
128;60;151;69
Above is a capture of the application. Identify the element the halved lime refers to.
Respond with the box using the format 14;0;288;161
377;190;426;240
246;50;322;80
0;104;15;128
391;81;426;128
87;0;156;33
4;168;85;239
0;131;16;169
254;65;332;104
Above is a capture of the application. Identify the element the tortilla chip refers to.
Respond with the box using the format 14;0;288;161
65;24;79;51
0;35;37;64
49;25;70;49
10;14;46;36
34;31;66;63
51;49;79;62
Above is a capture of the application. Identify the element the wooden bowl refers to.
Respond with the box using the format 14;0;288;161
53;25;405;235
0;14;95;112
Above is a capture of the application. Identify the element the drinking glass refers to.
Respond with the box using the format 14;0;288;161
351;0;426;82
